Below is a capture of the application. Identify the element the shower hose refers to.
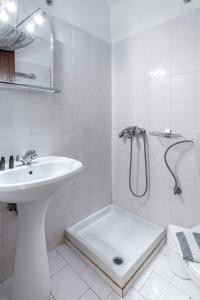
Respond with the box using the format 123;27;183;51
129;134;149;198
164;139;194;195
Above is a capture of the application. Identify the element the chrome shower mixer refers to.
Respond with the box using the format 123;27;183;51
119;126;146;139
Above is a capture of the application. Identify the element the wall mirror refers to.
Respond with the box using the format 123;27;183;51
0;0;57;92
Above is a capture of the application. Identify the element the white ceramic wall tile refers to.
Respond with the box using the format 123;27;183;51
132;106;149;130
196;8;200;39
196;103;200;133
150;105;170;131
112;9;197;231
30;104;53;135
71;80;89;106
171;41;196;75
149;77;170;105
147;23;171;79
196;39;200;70
171;103;195;133
53;104;73;134
132;81;149;107
112;81;131;108
113;107;131;131
0;136;30;158
130;34;149;82
54;41;74;83
196;71;200;102
30;134;53;156
53;133;74;157
0;96;30;138
73;28;89;82
73;106;89;132
112;39;132;83
171;73;195;103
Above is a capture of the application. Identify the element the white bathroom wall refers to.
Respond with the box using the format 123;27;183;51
112;8;200;229
37;0;111;42
0;17;111;281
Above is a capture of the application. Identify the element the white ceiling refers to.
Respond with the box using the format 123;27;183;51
111;0;200;42
103;0;120;6
37;0;200;43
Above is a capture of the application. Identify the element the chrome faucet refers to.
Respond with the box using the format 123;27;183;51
16;150;38;166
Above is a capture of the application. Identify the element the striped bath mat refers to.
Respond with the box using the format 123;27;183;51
176;231;200;263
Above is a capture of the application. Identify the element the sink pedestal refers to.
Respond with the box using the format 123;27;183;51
12;198;50;300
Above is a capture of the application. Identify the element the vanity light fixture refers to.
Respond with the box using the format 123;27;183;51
33;13;44;25
26;10;46;34
33;11;46;25
26;22;35;33
5;0;16;13
0;0;17;22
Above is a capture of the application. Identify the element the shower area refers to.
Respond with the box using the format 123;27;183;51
66;3;199;298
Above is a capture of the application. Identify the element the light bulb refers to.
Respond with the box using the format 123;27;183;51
0;8;9;22
33;13;44;25
26;23;35;33
5;1;17;13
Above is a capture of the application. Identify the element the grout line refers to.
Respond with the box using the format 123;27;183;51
78;288;101;300
77;287;90;300
49;264;68;279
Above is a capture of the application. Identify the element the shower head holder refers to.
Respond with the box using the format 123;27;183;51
174;185;182;195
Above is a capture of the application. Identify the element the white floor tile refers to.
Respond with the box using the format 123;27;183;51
56;244;87;274
150;252;174;282
107;289;145;300
80;268;112;299
140;272;189;300
48;249;67;277
133;268;153;291
51;265;88;300
0;283;10;300
80;289;99;300
160;244;169;257
172;275;200;300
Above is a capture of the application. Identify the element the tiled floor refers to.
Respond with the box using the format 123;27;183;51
1;243;200;300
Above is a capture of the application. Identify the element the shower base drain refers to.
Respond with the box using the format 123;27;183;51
113;257;123;265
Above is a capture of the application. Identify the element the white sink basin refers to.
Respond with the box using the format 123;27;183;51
0;156;83;202
0;156;83;300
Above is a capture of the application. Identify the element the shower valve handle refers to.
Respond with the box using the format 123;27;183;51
119;126;146;139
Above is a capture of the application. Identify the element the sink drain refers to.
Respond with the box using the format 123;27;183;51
113;257;123;266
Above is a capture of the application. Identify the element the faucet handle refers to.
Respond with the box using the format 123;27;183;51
16;155;23;162
31;150;38;159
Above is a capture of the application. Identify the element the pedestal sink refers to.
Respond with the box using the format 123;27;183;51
0;156;83;300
